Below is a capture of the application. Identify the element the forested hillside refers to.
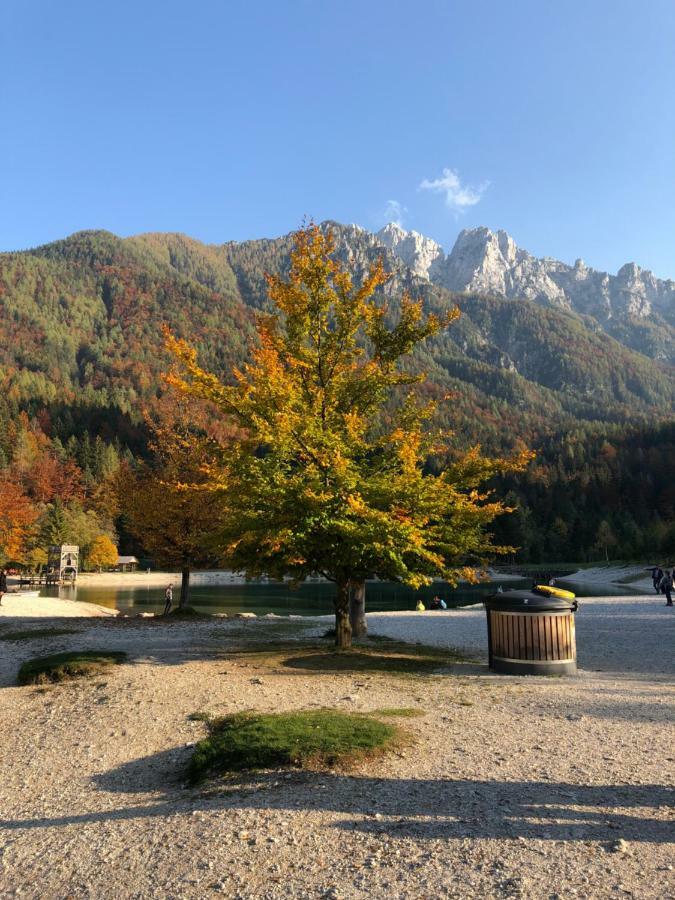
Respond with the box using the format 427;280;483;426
491;421;675;562
0;223;673;566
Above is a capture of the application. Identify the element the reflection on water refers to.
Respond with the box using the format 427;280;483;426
46;576;641;616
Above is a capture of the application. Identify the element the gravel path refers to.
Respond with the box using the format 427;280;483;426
0;602;673;899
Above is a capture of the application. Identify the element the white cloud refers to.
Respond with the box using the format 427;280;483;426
382;199;407;226
419;167;489;212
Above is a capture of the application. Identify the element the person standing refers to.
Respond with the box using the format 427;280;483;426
0;569;7;606
163;583;174;615
659;569;673;607
652;566;664;593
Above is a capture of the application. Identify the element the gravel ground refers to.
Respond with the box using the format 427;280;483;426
361;597;675;677
0;599;673;900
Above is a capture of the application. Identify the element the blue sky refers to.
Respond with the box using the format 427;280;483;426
2;0;674;277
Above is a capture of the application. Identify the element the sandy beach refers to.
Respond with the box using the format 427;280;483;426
0;595;673;899
0;594;117;618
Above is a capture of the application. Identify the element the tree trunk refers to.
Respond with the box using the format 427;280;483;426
179;567;191;609
349;580;367;638
335;579;352;650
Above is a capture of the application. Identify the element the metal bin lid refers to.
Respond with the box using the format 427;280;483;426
485;590;577;612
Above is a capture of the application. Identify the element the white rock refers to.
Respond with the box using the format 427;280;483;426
379;222;675;358
376;223;444;280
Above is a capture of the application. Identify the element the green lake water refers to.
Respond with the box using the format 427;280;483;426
43;577;642;617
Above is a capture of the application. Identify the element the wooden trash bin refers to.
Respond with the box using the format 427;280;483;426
484;591;578;675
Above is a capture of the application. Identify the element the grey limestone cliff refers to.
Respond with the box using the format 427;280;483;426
376;223;675;362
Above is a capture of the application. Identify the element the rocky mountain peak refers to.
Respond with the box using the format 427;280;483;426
374;221;675;362
377;222;407;241
376;222;444;279
440;226;538;299
617;262;641;281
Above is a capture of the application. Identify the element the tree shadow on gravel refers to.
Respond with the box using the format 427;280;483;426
3;760;673;844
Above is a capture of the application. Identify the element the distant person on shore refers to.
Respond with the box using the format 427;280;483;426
651;566;664;593
163;583;173;615
0;569;6;606
659;569;673;607
415;599;426;611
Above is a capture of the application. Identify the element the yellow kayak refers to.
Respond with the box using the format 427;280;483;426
533;584;576;600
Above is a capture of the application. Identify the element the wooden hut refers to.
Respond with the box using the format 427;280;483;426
115;555;139;572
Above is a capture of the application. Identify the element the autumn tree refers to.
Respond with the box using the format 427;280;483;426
0;477;38;562
88;535;118;571
122;410;225;609
168;225;530;647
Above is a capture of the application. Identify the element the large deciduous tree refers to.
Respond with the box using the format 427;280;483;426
167;225;530;647
122;411;224;609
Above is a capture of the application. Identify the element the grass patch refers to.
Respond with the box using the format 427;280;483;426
370;707;425;718
0;628;78;642
17;650;127;685
187;709;399;784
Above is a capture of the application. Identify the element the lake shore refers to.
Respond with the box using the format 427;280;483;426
563;564;657;594
72;569;244;588
38;567;526;590
0;598;672;899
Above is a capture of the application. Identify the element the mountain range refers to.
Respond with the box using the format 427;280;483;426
0;220;673;562
0;221;673;453
377;222;675;364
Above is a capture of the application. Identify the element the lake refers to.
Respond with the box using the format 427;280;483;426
43;576;643;617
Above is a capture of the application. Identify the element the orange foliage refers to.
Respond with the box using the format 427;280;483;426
0;477;38;560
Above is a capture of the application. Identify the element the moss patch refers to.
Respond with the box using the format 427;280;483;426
17;650;127;685
188;710;399;783
0;628;79;642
